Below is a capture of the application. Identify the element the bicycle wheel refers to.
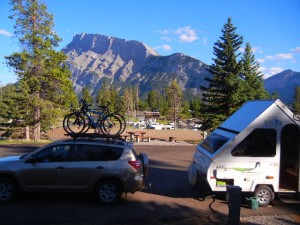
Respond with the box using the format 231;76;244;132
63;113;72;134
114;113;126;134
80;113;91;134
67;112;86;134
100;114;122;137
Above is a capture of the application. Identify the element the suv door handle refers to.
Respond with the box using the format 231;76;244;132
96;166;104;169
56;166;65;170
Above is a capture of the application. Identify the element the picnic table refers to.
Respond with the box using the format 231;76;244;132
123;131;150;142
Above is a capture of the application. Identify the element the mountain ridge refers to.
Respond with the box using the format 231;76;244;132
264;69;300;104
62;33;210;97
63;33;299;104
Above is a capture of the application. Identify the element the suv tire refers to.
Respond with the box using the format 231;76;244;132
95;179;122;205
0;177;18;204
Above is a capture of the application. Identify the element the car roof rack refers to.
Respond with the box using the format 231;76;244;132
65;133;126;143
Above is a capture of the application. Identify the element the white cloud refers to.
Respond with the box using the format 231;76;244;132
260;67;284;79
266;53;293;60
0;29;12;37
252;47;263;54
291;47;300;53
157;26;199;44
175;26;198;42
154;44;172;51
257;58;265;63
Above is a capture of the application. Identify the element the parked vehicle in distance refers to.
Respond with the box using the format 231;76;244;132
147;121;164;130
188;99;300;206
0;135;149;205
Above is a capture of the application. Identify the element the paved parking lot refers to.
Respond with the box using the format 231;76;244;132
0;144;299;225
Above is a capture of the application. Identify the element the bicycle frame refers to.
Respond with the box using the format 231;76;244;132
82;108;106;129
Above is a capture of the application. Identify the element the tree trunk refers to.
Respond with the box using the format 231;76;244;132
33;106;41;141
25;126;30;140
33;90;41;142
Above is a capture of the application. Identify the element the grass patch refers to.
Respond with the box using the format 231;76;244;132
184;139;201;144
0;139;51;145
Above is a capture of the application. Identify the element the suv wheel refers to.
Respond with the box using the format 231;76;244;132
0;177;18;204
95;179;122;205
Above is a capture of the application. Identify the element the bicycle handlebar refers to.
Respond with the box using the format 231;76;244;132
79;99;110;111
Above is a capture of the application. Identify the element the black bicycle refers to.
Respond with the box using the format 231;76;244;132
63;100;126;137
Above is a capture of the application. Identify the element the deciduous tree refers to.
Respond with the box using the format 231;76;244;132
165;80;182;128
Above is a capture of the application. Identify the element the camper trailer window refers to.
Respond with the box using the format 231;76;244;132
200;133;229;154
231;128;276;157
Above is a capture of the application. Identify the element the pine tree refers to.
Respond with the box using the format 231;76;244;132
96;82;121;112
201;17;244;130
181;100;191;119
158;93;169;116
5;0;77;141
190;98;201;119
96;81;110;106
0;84;28;123
147;90;159;111
82;87;93;105
241;43;269;100
109;86;119;112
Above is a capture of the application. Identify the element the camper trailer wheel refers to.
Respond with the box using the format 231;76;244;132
254;185;274;207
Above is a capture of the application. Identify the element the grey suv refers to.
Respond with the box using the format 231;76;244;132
0;137;149;205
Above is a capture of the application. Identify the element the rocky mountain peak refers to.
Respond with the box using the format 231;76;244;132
64;33;159;61
62;33;210;96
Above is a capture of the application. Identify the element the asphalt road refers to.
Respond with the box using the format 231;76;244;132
0;144;299;225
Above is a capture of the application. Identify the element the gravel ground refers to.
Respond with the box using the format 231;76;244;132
241;215;298;225
135;139;195;145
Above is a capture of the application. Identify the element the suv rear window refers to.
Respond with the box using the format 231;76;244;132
69;144;124;161
200;133;229;154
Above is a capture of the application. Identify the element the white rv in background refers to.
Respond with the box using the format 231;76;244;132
188;99;300;206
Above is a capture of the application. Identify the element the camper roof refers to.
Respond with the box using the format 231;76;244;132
218;100;277;134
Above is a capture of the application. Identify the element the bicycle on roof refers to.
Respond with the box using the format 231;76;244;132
63;99;126;137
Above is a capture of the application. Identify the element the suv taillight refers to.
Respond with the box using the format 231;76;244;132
128;160;142;171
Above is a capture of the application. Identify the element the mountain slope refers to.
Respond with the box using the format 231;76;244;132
264;69;300;104
62;33;210;97
63;33;299;104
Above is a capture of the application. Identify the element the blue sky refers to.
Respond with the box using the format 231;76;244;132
0;0;300;85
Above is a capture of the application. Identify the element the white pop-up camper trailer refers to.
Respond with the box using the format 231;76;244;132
188;99;300;206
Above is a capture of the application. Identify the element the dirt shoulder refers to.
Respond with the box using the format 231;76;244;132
47;127;204;142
